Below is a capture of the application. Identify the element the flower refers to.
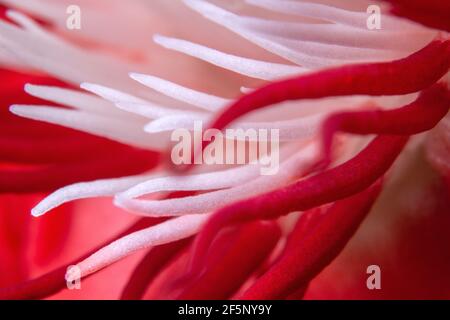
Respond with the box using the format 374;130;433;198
0;0;448;299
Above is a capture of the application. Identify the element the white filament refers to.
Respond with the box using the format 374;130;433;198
70;214;209;280
114;142;319;216
129;73;231;111
9;105;164;150
154;34;306;80
32;174;157;217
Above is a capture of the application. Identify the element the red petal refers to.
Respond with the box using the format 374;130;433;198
0;218;163;299
0;148;159;193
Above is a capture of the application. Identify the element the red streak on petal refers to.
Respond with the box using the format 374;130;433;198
190;135;408;272
0;148;159;193
178;222;281;300
0;113;101;140
240;182;382;299
0;135;131;164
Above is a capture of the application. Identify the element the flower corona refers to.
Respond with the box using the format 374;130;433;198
0;0;448;301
